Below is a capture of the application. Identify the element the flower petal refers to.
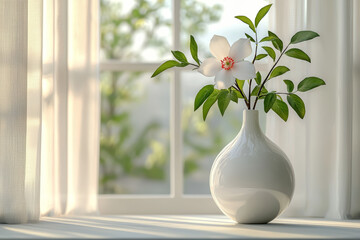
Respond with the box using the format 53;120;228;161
210;35;230;60
229;38;252;62
214;69;235;89
231;61;256;80
198;58;221;77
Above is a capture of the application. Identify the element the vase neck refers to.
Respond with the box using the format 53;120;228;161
242;110;261;133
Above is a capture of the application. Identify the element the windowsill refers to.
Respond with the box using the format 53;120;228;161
1;215;359;239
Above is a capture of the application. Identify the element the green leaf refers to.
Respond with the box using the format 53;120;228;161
178;62;189;67
255;72;262;85
202;89;219;121
285;48;311;62
262;46;276;61
190;35;200;65
230;89;238;103
260;35;277;42
297;77;326;92
233;79;245;99
264;92;276;113
194;85;214;111
251;85;268;96
290;31;320;44
217;89;231;116
171;50;188;63
255;4;272;27
283;80;294;92
231;87;244;99
255;54;267;60
236;79;245;90
235;15;256;33
268;31;283;52
287;94;306;119
269;66;290;79
151;60;182;77
271;99;289;121
245;33;255;42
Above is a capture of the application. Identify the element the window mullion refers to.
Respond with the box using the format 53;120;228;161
170;0;183;198
100;61;163;71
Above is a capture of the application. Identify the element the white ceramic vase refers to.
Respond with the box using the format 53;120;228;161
210;110;295;224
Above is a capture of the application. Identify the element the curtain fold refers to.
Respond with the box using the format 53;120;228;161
0;0;99;224
0;0;42;224
41;0;100;216
66;0;99;215
268;0;360;219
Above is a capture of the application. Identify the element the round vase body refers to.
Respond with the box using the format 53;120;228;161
210;110;295;224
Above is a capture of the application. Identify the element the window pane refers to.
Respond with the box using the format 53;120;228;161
100;71;170;194
182;72;244;194
181;0;269;195
180;0;269;51
100;0;172;62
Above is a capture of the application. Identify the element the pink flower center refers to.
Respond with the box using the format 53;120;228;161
221;57;235;70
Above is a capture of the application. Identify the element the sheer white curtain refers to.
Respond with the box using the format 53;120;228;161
0;0;42;224
267;0;360;219
0;0;99;224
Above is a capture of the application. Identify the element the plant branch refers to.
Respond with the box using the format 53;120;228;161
248;79;252;108
234;82;250;109
252;32;258;64
252;43;290;109
275;91;297;95
188;63;200;68
258;91;297;98
248;32;258;109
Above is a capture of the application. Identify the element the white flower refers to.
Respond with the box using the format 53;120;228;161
198;35;256;89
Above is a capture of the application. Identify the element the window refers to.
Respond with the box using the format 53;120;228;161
99;0;268;214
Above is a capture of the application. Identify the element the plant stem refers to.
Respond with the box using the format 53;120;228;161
248;32;258;109
188;63;199;68
233;82;250;109
258;91;296;98
252;43;290;109
248;80;252;108
275;91;297;95
252;32;258;64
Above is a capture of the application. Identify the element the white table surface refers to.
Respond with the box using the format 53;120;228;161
0;215;359;239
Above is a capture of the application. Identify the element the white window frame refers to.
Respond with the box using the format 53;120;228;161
98;0;220;214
